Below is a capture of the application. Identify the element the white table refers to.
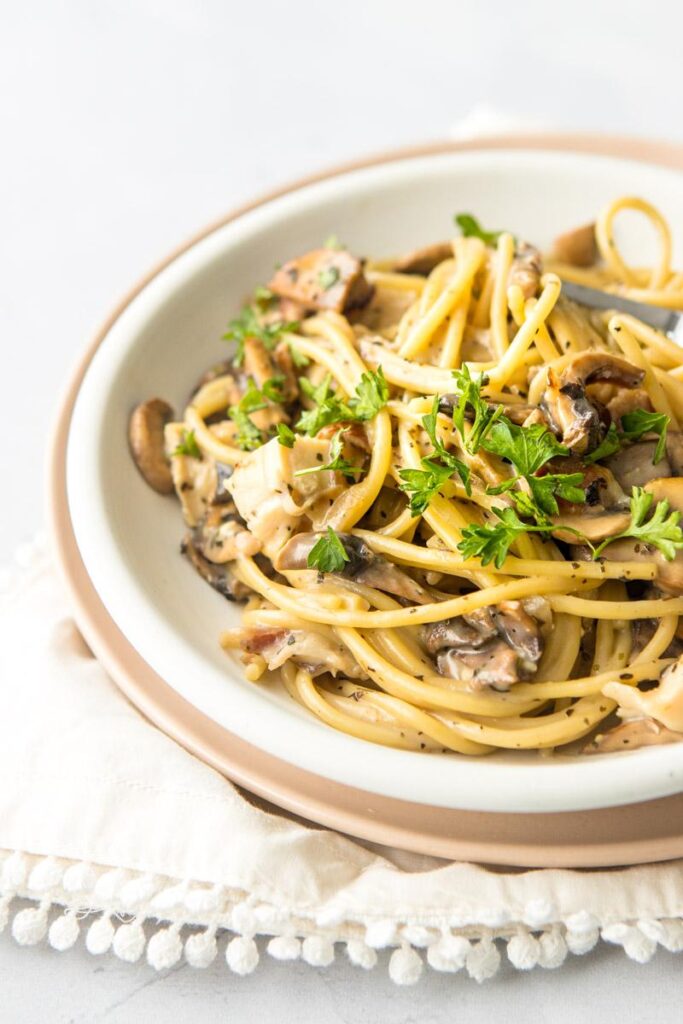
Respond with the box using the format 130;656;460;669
3;1;682;1019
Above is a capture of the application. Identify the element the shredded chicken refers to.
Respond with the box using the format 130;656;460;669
268;248;373;313
603;655;683;732
234;627;364;679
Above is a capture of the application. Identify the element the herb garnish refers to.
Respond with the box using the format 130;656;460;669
227;378;268;451
450;366;504;454
593;488;683;560
223;304;299;366
294;429;364;480
397;395;471;515
318;267;340;291
306;527;350;574
276;423;296;448
172;429;202;460
457;507;552;569
454;213;507;247
295;368;388;436
621;410;670;464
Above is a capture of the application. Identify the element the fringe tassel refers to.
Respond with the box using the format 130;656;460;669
1;849;683;983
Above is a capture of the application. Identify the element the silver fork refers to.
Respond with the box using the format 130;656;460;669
561;280;683;348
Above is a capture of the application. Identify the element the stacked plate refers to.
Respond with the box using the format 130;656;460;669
51;136;683;867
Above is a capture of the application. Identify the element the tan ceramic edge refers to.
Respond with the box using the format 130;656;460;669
48;133;683;868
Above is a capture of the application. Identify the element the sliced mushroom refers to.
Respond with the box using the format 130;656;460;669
192;505;261;564
268;248;373;313
181;534;251;601
666;432;683;475
552;222;598;267
583;538;683;594
605;442;671;491
603;655;683;733
422;599;547;690
128;399;174;494
508;242;542;299
587;383;653;425
393;241;453;276
234;626;364;679
644;477;683;514
276;532;431;604
552;509;631;544
631;618;683;660
191;360;235;396
584;717;683;753
540;352;644;454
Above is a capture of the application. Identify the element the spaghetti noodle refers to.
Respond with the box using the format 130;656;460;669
129;197;683;757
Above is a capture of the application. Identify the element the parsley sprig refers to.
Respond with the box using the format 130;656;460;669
294;429;364;480
454;213;507;247
593;488;683;560
398;395;471;516
172;429;202;460
621;409;669;464
223;303;299;367
227;378;268;451
295;367;388;436
450;366;504;454
306;528;350;573
457;507;553;569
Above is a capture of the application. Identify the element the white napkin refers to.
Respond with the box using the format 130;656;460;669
1;537;683;983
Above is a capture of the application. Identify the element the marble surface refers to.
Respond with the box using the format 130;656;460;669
2;1;683;1019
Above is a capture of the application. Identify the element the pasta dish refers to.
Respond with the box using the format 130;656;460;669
129;196;683;757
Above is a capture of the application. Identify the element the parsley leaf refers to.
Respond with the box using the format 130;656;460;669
172;429;202;460
457;507;533;569
398;460;455;516
349;367;389;420
593;487;683;560
222;305;299;366
421;395;471;493
323;234;343;250
454;213;506;247
481;420;569;475
306;527;350;573
527;472;586;517
621;410;670;464
276;423;296;448
261;375;286;403
318;266;340;290
584;423;621;464
450;366;504;454
294;429;364;480
288;342;310;368
228;378;268;451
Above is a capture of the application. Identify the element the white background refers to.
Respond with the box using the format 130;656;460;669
2;1;683;1020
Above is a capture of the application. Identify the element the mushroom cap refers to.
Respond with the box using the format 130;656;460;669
128;398;174;494
645;477;683;515
552;222;598;268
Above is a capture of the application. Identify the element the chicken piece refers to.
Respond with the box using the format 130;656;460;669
235;627;364;679
393;241;453;276
226;436;343;559
508;242;542;299
164;423;218;526
603;655;683;733
552;223;598;268
584;717;683;753
276;532;431;604
422;599;549;690
268;248;373;313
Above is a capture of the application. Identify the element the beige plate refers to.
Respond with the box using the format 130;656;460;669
49;133;683;867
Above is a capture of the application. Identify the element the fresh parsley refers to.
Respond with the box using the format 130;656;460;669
318;266;340;291
172;429;202;460
621;409;670;464
323;234;343;250
450;366;504;454
306;527;350;574
295;368;388;437
261;375;286;403
397;460;456;516
593;487;683;560
228;378;268;451
584;423;621;464
288;342;310;368
294;429;364;480
457;506;550;569
276;423;296;448
454;213;506;247
222;305;299;366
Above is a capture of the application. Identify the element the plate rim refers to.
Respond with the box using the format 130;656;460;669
48;132;683;864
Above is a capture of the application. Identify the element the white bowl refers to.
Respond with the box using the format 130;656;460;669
67;145;683;813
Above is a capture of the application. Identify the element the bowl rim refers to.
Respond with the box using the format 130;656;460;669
51;132;683;820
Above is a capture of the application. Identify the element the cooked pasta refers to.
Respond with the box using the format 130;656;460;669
128;198;683;757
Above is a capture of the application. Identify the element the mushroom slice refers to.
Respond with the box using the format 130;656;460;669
644;477;683;515
552;222;598;267
393;241;453;276
605;442;671;492
666;432;683;475
422;599;547;691
268;248;373;313
540;353;644;454
603;655;683;733
551;509;631;544
584;717;683;753
233;626;364;679
276;532;432;604
128;398;175;494
508;242;542;299
585;538;683;595
193;506;261;564
181;535;252;602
